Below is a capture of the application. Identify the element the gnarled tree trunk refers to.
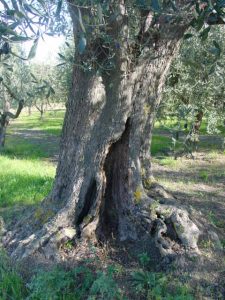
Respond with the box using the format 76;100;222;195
3;1;201;261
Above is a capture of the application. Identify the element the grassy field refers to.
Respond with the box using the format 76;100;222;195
0;110;225;299
0;111;63;222
8;110;65;136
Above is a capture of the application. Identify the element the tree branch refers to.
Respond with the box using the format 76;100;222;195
1;81;20;101
34;103;42;113
0;0;10;10
4;100;24;119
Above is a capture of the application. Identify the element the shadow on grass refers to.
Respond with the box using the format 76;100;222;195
153;162;225;185
3;134;59;160
153;156;225;237
9;110;65;136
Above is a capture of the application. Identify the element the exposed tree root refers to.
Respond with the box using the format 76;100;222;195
1;169;202;263
134;181;201;257
2;194;202;262
154;205;200;256
2;203;77;260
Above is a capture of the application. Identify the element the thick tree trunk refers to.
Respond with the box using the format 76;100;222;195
3;3;201;261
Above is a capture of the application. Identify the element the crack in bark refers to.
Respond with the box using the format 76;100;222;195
97;118;137;242
76;178;97;236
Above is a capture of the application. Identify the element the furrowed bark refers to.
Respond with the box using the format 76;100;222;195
3;1;203;261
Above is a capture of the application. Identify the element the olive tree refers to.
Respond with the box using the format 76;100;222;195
0;49;27;149
161;25;225;135
1;0;224;261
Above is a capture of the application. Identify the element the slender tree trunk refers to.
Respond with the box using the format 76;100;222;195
0;119;8;149
0;100;24;151
28;106;32;116
0;97;10;149
3;2;201;261
40;109;44;120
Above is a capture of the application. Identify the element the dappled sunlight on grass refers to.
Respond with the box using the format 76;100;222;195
154;156;181;167
158;178;224;196
152;149;225;240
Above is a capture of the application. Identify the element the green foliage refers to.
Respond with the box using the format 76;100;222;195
0;252;123;300
152;115;225;159
0;250;27;300
28;265;123;300
207;211;225;228
56;39;74;101
132;270;194;300
221;239;225;249
0;0;68;43
28;38;39;60
161;26;225;136
88;266;123;300
0;247;125;300
0;46;32;110
27;266;93;300
0;249;200;300
199;170;209;181
138;252;151;268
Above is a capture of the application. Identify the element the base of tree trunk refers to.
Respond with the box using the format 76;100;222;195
2;182;202;264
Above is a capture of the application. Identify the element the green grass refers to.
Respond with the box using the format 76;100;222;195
152;117;225;157
9;110;65;136
0;250;28;300
0;155;55;208
3;136;47;159
154;117;225;136
156;157;180;167
151;135;172;156
0;110;59;219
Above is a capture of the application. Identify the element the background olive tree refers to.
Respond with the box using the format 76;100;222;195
161;26;225;133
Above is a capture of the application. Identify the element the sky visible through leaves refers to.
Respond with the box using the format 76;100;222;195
22;35;65;63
